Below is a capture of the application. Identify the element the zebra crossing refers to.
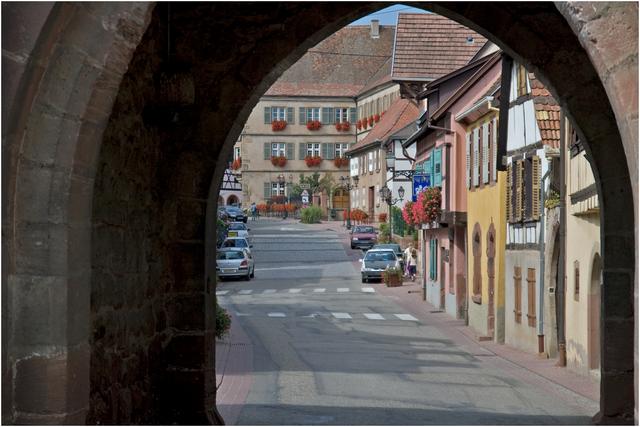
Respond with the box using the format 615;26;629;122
216;286;377;296
237;311;420;322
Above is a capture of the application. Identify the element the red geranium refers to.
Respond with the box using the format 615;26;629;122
271;155;287;167
368;116;374;127
272;120;287;131
231;157;242;170
305;155;322;167
306;120;321;130
374;114;380;123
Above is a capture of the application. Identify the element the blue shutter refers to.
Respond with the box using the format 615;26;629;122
264;107;272;124
433;148;442;187
425;155;433;187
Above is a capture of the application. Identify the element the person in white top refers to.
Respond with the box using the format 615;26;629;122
403;244;414;277
406;248;417;281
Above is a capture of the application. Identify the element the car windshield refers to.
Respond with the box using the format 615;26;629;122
223;239;248;248
355;226;374;233
365;251;396;261
228;223;247;230
217;250;244;260
376;244;400;252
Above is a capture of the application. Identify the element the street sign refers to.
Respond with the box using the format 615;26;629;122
302;195;309;204
301;189;309;196
300;183;311;189
412;174;430;201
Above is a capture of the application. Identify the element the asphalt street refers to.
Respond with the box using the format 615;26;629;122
216;219;598;425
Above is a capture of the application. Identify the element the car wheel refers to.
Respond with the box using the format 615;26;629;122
243;218;247;223
362;276;367;283
250;267;255;278
351;245;355;249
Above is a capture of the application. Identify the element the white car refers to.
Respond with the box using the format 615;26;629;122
220;236;252;256
216;248;254;280
227;222;250;239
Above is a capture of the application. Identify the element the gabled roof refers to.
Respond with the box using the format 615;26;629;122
529;72;561;148
346;98;420;155
392;13;487;81
265;25;395;97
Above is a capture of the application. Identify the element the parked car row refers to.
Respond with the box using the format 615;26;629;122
350;225;407;283
216;215;254;281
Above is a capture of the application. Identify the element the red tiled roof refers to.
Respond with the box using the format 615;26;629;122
392;13;487;81
346;98;420;154
529;72;561;148
265;25;395;97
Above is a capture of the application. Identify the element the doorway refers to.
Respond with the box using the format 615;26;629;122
588;253;602;371
368;186;375;220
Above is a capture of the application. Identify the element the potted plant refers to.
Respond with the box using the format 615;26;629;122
271;155;287;167
231;157;242;170
305;155;322;167
271;120;287;131
383;266;403;287
334;157;348;167
306;120;321;130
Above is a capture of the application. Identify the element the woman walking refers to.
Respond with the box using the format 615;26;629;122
407;248;418;282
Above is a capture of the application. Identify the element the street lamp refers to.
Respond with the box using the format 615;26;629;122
287;174;293;204
379;184;405;240
339;175;359;229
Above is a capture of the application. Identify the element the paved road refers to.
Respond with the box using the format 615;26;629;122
216;219;597;425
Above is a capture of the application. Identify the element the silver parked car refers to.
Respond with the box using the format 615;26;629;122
360;248;400;283
220;236;252;256
227;221;250;239
216;248;255;280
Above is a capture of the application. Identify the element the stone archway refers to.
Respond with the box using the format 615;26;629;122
226;195;239;207
2;2;636;424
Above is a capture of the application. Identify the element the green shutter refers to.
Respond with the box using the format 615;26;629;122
264;142;271;160
299;107;307;125
326;143;336;160
287;107;294;124
425;155;433;186
286;143;294;160
299;142;306;160
264;182;271;198
321;108;330;124
434;148;442;187
349;107;356;123
264;107;272;124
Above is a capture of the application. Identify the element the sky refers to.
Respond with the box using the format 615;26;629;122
349;4;429;26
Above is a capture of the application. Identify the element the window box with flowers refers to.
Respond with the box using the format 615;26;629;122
374;113;380;123
231;157;242;170
271;155;287;167
356;120;362;130
335;121;350;132
272;120;287;131
368;116;374;127
306;120;321;131
361;119;368;130
334;157;349;168
305;155;322;167
413;187;442;225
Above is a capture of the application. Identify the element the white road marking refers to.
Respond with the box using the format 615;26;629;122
263;289;277;294
394;314;419;321
216;290;229;296
337;288;350;293
268;312;286;318
313;288;326;293
234;312;249;317
361;287;375;293
255;262;352;272
289;288;301;293
331;312;352;319
364;313;385;320
238;290;253;295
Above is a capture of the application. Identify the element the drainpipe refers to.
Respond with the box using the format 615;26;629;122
556;112;567;367
538;168;551;354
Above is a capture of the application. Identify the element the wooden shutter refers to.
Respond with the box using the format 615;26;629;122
264;107;272;124
349;107;356;123
433;148;442;187
299;107;307;125
515;160;524;222
326;143;336;160
264;182;271;198
321;107;331;124
491;118;498;182
466;133;471;188
526;268;536;327
287;107;294;124
473;128;479;187
482;123;489;184
531;155;541;220
514;266;522;323
264;142;271;160
524;157;533;220
425;155;433;187
506;163;513;222
286;143;294;160
299;142;306;160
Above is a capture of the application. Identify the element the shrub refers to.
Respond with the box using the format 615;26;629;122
300;205;323;223
216;302;231;339
379;223;391;243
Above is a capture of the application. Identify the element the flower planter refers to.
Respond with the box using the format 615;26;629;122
271;156;287;167
304;155;322;167
306;120;321;131
231;158;242;170
383;268;403;287
334;157;349;168
271;120;287;131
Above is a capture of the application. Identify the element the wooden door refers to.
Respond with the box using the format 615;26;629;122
368;186;375;221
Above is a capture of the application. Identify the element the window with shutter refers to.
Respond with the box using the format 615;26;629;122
515;160;524;222
287;107;294;124
425;155;433;187
526;268;536;327
531;155;541;220
482;123;489;184
306;107;320;122
299;142;306;160
286;143;294;160
517;64;528;97
264;142;271;160
264;182;271;198
264;107;272;124
473;129;479;187
299;107;307;125
514;266;522;323
491;118;498;182
321;107;332;124
433;148;442;187
506;163;513;222
349;107;356;124
466;133;471;189
524;157;533;220
326;143;336;160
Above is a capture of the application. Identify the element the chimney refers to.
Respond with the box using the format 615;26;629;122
370;19;380;39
